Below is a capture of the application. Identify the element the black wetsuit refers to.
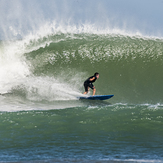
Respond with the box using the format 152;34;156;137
84;75;97;92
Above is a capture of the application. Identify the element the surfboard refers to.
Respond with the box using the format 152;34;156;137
79;94;114;100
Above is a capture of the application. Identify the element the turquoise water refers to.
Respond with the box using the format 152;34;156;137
0;33;163;162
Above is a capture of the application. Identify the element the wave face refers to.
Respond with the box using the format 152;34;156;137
2;33;163;104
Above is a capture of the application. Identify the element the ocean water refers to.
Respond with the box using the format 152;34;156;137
0;32;163;162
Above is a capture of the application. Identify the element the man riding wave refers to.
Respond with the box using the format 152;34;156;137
83;72;99;96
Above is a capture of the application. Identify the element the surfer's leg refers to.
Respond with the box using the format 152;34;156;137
83;83;89;94
92;87;96;96
83;87;90;94
89;84;96;96
83;91;88;94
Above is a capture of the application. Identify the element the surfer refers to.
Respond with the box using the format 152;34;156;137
83;72;99;96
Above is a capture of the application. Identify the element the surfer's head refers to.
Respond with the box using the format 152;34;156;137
94;72;99;79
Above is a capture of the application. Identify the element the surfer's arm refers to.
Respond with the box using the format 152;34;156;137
89;77;95;81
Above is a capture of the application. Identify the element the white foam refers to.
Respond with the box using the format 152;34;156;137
0;41;30;93
23;76;82;101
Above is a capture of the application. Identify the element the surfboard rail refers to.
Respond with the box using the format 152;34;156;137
79;94;114;100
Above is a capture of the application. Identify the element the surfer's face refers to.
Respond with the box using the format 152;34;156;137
96;74;99;79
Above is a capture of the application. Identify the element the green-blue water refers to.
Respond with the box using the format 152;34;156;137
0;33;163;162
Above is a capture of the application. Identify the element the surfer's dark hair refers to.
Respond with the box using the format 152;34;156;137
94;72;99;76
